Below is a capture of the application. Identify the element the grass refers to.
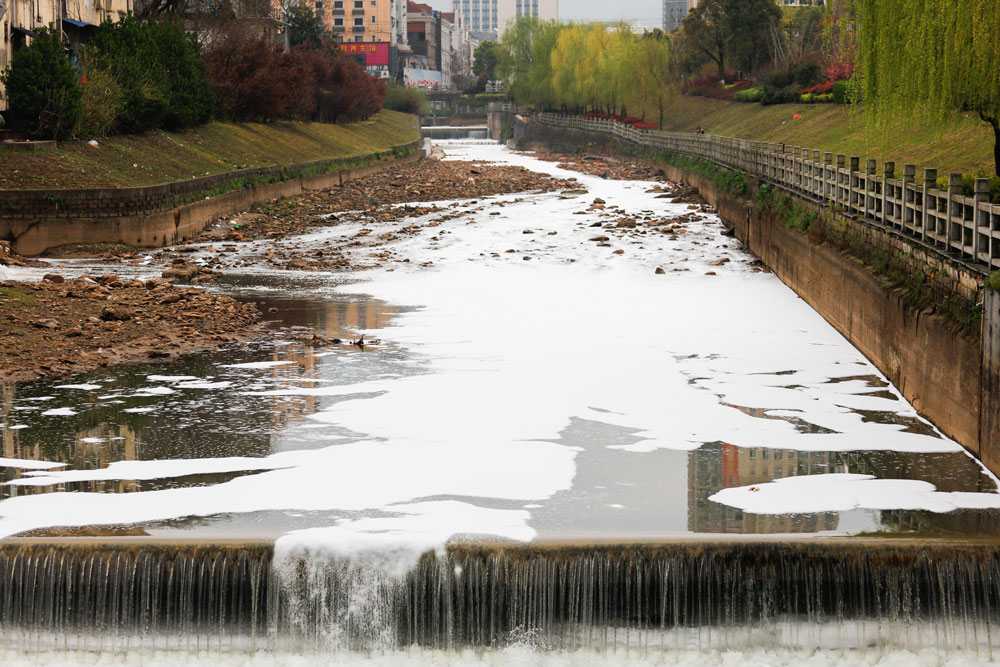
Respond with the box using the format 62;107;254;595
0;287;34;303
0;111;420;190
645;96;996;176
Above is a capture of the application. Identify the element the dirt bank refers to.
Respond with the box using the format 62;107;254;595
0;275;264;384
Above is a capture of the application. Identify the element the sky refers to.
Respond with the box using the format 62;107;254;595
422;0;663;29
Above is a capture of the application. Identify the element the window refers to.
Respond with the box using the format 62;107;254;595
334;17;343;25
371;14;376;22
355;16;364;25
315;1;323;8
334;0;342;6
354;0;362;7
354;35;364;42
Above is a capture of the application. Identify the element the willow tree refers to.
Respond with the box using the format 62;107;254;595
498;17;560;108
637;30;673;128
550;24;588;111
857;0;1000;175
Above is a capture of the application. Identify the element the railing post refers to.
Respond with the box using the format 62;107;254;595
823;152;833;201
948;172;964;251
836;155;846;207
922;168;937;243
865;159;877;220
849;157;860;213
811;150;821;198
903;164;916;230
975;178;990;261
883;161;895;227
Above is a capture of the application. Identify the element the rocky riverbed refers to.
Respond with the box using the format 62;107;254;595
0;275;263;384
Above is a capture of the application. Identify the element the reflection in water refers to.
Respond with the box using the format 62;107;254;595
0;287;400;503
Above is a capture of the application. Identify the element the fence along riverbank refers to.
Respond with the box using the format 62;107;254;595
536;113;1000;275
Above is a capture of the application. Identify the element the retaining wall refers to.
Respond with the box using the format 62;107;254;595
513;118;1000;475
0;142;421;256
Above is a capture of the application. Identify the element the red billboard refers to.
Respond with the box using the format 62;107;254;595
337;42;390;67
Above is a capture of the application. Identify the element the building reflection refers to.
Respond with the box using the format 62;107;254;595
689;442;843;534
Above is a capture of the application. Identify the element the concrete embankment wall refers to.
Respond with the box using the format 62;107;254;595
0;143;422;256
510;119;1000;475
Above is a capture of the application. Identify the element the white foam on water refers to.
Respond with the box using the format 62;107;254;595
222;361;297;369
54;384;102;390
40;407;77;417
122;406;156;414
711;473;1000;514
0;458;65;470
147;375;200;382
135;386;175;395
0;646;997;667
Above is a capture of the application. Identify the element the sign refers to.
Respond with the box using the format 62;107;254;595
337;42;390;67
404;67;442;89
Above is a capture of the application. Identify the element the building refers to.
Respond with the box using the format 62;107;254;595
315;0;409;77
496;0;556;37
1;0;133;111
662;0;697;33
451;0;499;41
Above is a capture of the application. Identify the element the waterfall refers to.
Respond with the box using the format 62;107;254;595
1;540;999;655
421;126;491;141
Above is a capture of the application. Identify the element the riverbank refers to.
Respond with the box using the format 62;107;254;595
650;96;995;176
0;275;264;384
0;112;419;190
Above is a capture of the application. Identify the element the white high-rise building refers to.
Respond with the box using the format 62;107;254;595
452;0;500;41
663;0;698;33
497;0;557;38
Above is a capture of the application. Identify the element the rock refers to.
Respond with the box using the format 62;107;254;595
97;274;120;285
32;319;59;329
616;220;637;228
522;230;534;234
705;271;717;276
288;258;311;269
707;258;731;267
612;249;625;255
159;293;184;305
589;235;610;242
42;274;65;284
655;267;665;274
100;306;131;322
592;198;605;204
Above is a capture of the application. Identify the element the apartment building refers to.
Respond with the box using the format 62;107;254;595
451;0;498;41
662;0;697;33
496;0;556;38
317;0;408;77
1;0;133;111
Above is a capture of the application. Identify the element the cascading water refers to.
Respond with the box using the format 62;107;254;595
2;541;1000;658
420;126;490;141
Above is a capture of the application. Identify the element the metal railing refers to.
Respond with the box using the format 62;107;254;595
537;112;1000;273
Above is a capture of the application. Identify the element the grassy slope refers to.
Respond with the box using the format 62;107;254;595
651;96;994;176
0;110;419;190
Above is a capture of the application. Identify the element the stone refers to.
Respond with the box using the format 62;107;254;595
655;267;665;274
612;249;625;255
42;274;65;284
32;319;59;329
100;306;131;322
708;258;730;267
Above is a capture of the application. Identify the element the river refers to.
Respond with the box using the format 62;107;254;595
1;139;999;664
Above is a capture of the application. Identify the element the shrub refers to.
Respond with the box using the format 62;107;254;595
0;27;82;139
87;15;169;133
384;85;429;115
77;57;121;137
831;81;850;104
733;87;763;103
150;21;214;130
761;84;802;106
986;272;1000;293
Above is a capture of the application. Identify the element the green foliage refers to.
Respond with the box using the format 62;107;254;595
286;2;326;49
88;16;169;133
831;80;850;104
857;0;1000;175
77;57;121;137
383;85;429;115
985;272;1000;293
497;17;560;109
733;87;763;102
151;21;214;130
0;27;82;140
473;41;500;80
681;0;781;80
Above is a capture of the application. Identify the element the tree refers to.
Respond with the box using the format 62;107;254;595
473;41;499;80
497;17;560;108
0;27;82;139
88;16;170;133
286;2;325;49
723;0;781;75
856;0;1000;175
150;20;215;129
637;30;673;128
682;0;727;82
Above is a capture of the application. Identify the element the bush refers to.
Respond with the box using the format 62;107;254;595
831;81;850;104
761;83;802;106
77;57;121;137
790;61;823;87
733;87;763;103
0;27;82;139
986;272;1000;293
150;21;214;130
87;16;169;133
384;85;429;115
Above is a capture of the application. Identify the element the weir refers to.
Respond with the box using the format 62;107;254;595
420;125;490;141
3;539;1000;654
